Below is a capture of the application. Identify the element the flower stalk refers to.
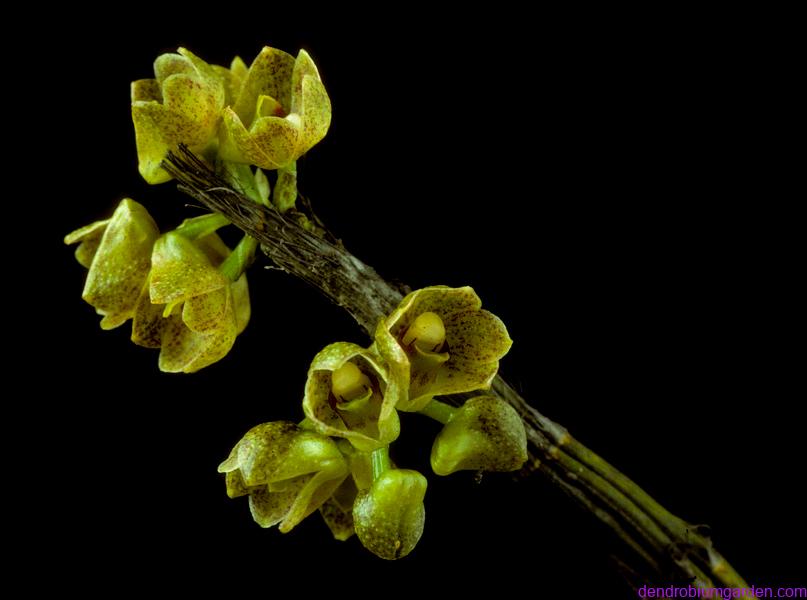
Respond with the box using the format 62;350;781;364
219;235;258;281
419;400;456;425
371;447;392;481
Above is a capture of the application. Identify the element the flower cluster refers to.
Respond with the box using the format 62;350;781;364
221;286;527;559
132;46;330;185
65;199;250;373
65;43;526;561
67;44;333;372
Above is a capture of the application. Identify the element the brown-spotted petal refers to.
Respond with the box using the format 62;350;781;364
177;48;225;98
320;496;355;541
219;107;297;169
319;477;358;541
157;308;237;373
373;320;415;411
131;79;161;103
291;50;331;154
133;49;224;184
160;74;221;143
225;470;252;499
131;103;176;184
269;429;348;484
64;219;109;269
303;342;401;452
385;286;482;338
298;73;331;154
150;232;229;306
232;46;295;128
217;422;300;481
444;309;512;364
131;276;165;348
278;469;347;533
153;52;196;86
424;309;512;397
249;484;302;528
182;286;230;333
80;199;159;330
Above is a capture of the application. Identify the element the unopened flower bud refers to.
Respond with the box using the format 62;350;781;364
430;396;527;476
353;469;427;560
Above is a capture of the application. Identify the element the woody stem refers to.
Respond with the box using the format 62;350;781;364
162;146;755;595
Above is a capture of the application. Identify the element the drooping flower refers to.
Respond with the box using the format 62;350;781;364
353;469;427;560
430;396;527;476
219;46;331;170
67;204;249;373
218;422;349;533
374;286;512;412
303;342;402;452
135;231;250;373
131;48;226;184
64;198;160;330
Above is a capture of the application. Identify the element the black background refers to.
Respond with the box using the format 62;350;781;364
26;7;802;597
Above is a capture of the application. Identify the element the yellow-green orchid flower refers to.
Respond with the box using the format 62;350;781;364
131;48;226;184
303;342;402;452
219;46;331;170
374;286;513;412
64;198;160;330
218;422;349;533
135;231;250;373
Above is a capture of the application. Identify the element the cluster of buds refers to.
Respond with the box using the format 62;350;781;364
221;286;527;559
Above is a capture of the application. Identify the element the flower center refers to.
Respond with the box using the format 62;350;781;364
331;361;372;402
402;312;446;353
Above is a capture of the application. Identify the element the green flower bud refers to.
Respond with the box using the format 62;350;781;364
353;470;427;560
374;286;513;411
430;396;528;476
218;422;348;533
64;198;159;330
219;47;331;170
303;342;402;452
140;232;251;373
132;48;226;184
